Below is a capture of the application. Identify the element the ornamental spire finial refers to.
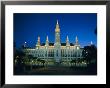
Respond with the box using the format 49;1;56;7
75;36;78;45
55;20;60;32
66;35;70;46
37;36;40;45
67;35;69;41
91;41;93;45
46;36;48;41
45;35;49;46
57;20;58;24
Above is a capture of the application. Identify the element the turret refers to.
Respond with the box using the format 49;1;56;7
75;36;80;50
75;36;78;45
91;41;93;45
66;35;70;46
45;36;49;46
36;36;40;49
54;20;61;63
55;20;60;33
55;20;61;44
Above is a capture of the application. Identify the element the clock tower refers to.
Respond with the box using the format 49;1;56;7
54;20;61;63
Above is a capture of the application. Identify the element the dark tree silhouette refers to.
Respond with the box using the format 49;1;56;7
14;43;27;74
82;45;97;64
40;60;45;66
70;59;76;66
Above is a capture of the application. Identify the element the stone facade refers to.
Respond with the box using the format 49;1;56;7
23;20;83;62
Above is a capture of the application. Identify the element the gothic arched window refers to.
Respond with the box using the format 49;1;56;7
56;50;58;56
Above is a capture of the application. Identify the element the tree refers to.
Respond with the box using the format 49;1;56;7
14;48;26;74
70;59;76;66
37;59;45;67
37;58;41;66
27;55;34;69
14;49;26;65
40;60;45;67
82;45;97;64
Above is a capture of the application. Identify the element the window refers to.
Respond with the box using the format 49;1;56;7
56;50;58;56
77;47;79;50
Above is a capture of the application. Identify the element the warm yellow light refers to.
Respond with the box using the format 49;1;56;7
55;28;60;32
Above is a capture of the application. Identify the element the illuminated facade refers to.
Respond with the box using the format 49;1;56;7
23;20;83;63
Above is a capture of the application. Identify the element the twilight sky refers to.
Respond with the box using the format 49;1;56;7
14;13;97;48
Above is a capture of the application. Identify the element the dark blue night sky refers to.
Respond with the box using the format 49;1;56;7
14;13;97;48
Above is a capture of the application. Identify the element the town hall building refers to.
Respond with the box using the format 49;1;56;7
23;20;83;63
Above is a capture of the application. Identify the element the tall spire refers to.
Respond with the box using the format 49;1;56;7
55;20;60;32
23;42;27;47
57;20;58;24
66;35;70;46
67;36;69;41
75;36;78;45
91;41;93;45
37;36;40;45
46;36;49;41
66;36;69;42
45;35;49;46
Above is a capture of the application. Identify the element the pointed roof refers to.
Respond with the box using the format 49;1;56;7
55;20;60;32
91;41;93;45
41;43;74;46
37;36;40;41
45;35;49;46
76;36;78;40
67;35;69;41
57;20;58;24
36;36;40;46
75;36;78;44
66;35;70;46
46;36;48;41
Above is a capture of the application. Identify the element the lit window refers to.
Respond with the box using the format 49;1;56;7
77;47;79;50
67;47;69;49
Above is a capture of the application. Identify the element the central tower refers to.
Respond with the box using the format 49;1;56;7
54;20;61;63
